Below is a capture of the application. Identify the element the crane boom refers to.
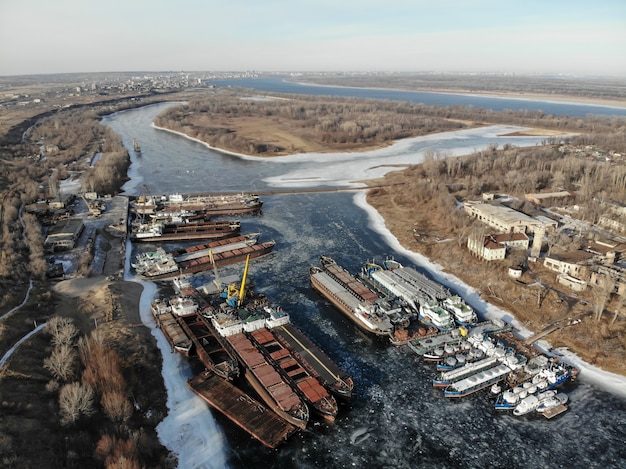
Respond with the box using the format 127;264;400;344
238;255;250;308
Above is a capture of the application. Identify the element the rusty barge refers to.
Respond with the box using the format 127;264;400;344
248;326;339;422
178;313;239;381
151;299;193;356
226;332;310;430
188;371;296;449
133;192;263;216
173;233;259;263
270;322;354;401
141;240;276;281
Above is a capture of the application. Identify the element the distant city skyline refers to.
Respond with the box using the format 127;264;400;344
1;0;625;77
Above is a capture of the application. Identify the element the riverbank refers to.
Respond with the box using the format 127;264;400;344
292;79;626;110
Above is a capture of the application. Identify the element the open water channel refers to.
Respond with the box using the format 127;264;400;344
102;90;626;468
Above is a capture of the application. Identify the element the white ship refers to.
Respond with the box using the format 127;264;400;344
442;295;478;326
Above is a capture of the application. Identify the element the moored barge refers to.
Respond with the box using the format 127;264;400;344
155;192;263;215
226;332;310;430
178;313;239;380
173;233;259;262
249;327;339;422
310;256;394;337
151;299;193;356
271;322;354;401
130;220;241;242
142;240;276;281
188;370;296;449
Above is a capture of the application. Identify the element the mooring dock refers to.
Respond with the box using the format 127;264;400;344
188;370;297;449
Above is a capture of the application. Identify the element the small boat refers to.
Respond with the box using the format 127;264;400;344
536;392;569;417
513;390;557;416
151;299;193;355
442;295;478;326
419;300;456;331
133;138;141;155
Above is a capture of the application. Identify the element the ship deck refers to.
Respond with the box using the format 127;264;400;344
145;241;275;280
272;323;353;400
154;312;192;352
188;371;296;449
226;332;304;414
322;260;380;304
249;327;335;416
391;266;450;301
179;314;238;378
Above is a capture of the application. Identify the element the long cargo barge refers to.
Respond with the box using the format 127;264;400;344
226;332;310;430
384;259;450;301
173;233;259;263
188;370;296;449
248;327;339;422
271;322;354;401
178;313;239;380
141;240;276;281
130;220;241;242
444;362;514;398
433;356;500;387
310;257;394;337
132;192;263;216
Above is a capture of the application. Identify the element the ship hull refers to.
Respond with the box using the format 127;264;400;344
141;241;275;281
188;371;296;449
152;309;193;356
131;221;241;242
310;268;391;337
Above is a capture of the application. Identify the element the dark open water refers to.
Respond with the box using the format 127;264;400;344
102;95;626;469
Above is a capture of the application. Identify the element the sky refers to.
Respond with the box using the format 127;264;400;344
1;0;625;77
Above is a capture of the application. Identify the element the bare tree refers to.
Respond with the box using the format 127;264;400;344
592;275;614;322
45;317;78;347
101;390;133;424
611;294;625;327
58;382;95;426
43;343;77;382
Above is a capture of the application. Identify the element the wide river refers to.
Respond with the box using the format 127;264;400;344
102;88;626;469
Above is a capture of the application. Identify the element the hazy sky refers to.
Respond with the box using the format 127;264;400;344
1;0;625;77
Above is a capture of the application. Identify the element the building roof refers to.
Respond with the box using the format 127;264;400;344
465;202;542;227
493;232;529;243
483;236;506;251
47;218;83;238
546;250;594;264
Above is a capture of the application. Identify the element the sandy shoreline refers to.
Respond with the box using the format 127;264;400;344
291;79;626;109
